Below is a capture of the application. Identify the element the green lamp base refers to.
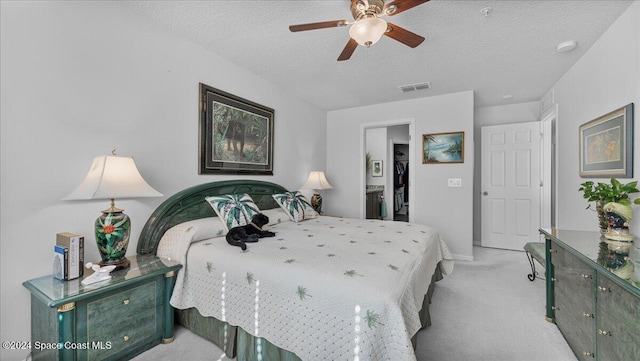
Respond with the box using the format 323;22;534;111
310;192;323;214
95;209;131;271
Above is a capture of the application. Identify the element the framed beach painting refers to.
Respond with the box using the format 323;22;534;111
199;83;274;175
372;160;383;177
422;131;465;164
579;103;633;178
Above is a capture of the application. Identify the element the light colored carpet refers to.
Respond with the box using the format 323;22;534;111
415;246;576;361
133;246;577;361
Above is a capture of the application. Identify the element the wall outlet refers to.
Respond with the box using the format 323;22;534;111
448;178;462;187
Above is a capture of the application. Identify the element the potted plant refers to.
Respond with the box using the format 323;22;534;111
578;178;640;232
365;151;372;173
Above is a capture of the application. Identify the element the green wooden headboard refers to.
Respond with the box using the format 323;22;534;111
137;180;288;255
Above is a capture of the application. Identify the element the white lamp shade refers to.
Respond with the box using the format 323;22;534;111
63;155;163;200
348;17;387;47
301;171;333;191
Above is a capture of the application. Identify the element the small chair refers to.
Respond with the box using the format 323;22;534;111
524;242;546;281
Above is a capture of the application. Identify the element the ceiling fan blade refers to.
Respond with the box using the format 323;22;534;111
384;22;425;48
338;38;358;61
289;20;349;32
383;0;430;16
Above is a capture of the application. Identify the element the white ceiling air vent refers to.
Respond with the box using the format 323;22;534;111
399;82;431;93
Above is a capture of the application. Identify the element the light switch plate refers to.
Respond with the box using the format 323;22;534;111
448;178;462;187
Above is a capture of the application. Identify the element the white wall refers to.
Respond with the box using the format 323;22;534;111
0;2;326;360
365;128;387;186
326;91;475;260
550;2;640;232
473;102;541;244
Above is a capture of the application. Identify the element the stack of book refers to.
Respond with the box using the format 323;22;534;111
53;232;84;281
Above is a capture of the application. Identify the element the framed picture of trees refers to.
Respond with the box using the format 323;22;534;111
422;131;464;164
199;83;274;175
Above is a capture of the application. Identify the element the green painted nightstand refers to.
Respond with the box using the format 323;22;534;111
23;255;181;361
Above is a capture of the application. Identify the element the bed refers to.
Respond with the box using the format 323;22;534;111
137;180;453;361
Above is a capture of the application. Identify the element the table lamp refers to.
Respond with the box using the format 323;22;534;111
63;152;162;270
301;171;333;214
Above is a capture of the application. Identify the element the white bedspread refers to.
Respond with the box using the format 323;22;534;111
163;216;453;361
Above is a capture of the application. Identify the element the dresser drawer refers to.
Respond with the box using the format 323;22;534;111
551;242;596;360
596;274;640;360
87;308;158;360
552;241;591;273
85;281;160;360
87;281;158;324
552;244;594;304
554;288;595;360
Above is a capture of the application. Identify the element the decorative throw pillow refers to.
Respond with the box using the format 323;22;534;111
205;194;260;231
272;191;318;222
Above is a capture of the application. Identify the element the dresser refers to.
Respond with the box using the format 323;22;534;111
540;229;640;360
23;255;181;361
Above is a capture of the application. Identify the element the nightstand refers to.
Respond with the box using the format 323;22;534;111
23;255;182;361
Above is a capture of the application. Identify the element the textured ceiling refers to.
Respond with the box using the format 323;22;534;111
119;0;634;111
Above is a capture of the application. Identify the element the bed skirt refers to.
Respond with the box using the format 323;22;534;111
175;264;443;360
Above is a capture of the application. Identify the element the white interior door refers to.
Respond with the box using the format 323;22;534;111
481;122;541;250
541;108;557;229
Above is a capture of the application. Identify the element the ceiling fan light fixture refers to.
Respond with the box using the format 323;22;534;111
349;16;387;47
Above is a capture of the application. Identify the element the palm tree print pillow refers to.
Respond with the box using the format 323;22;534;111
272;191;318;222
205;194;261;231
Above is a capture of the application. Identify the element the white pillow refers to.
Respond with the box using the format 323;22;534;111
261;207;292;226
156;217;227;265
272;191;318;222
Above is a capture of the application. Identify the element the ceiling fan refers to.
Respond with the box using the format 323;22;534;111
289;0;430;61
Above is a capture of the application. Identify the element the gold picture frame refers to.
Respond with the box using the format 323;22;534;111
579;103;633;178
422;131;464;164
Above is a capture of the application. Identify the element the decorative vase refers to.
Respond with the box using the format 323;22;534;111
602;202;634;280
603;202;634;242
310;192;322;214
95;210;131;270
596;200;608;234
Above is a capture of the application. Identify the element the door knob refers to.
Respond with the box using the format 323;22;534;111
482;191;488;196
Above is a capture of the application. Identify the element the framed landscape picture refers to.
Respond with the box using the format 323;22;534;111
579;103;633;178
199;83;274;175
422;131;464;164
372;160;383;177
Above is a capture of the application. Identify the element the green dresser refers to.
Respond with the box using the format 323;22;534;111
540;229;640;360
23;255;181;361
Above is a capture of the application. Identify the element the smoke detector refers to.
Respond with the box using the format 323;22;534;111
557;40;577;53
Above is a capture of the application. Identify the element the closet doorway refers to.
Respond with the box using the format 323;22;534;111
360;119;415;223
392;143;409;222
